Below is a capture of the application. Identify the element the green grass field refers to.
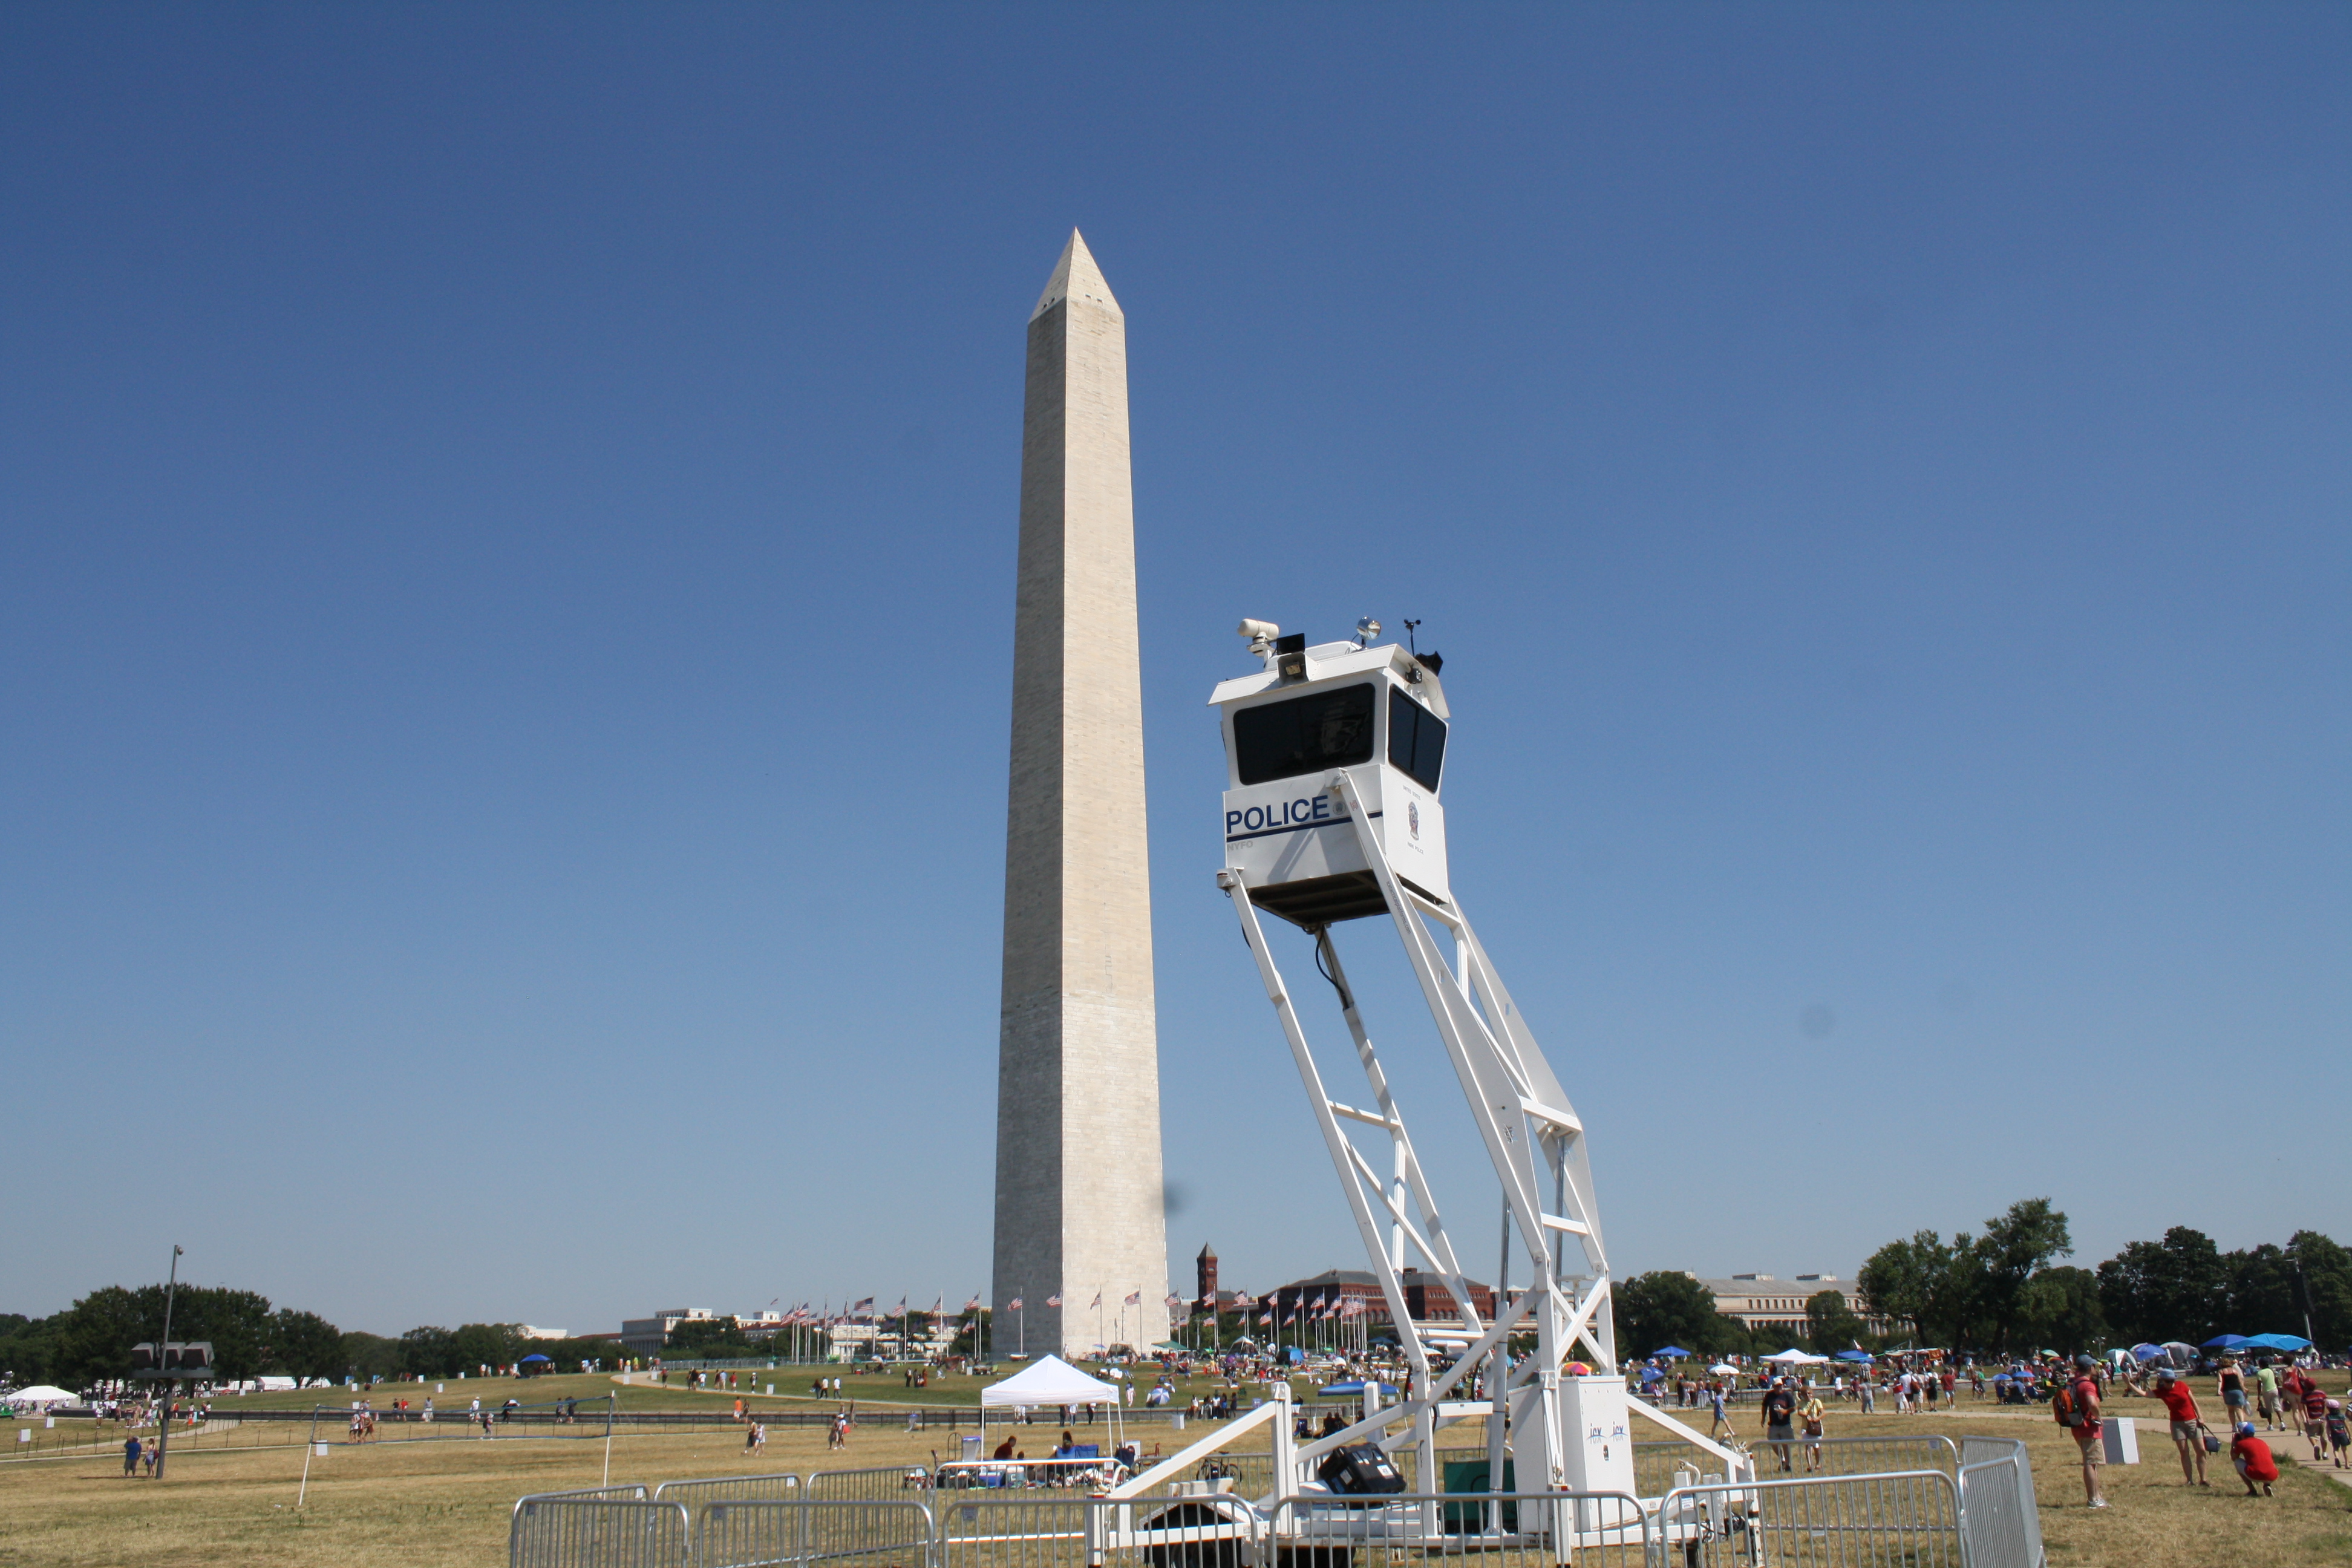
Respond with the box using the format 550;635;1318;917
188;1364;1299;1415
7;1373;2347;1566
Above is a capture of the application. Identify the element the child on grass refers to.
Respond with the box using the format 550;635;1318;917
2230;1423;2278;1497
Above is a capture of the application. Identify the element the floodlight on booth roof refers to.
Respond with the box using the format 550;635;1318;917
1353;617;1380;648
1237;619;1279;658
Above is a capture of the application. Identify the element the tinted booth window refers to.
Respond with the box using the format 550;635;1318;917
1387;688;1446;792
1233;684;1378;785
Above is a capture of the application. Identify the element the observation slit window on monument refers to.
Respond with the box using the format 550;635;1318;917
1387;688;1446;792
1232;684;1377;785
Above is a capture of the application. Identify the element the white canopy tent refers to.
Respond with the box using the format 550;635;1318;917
1762;1348;1831;1364
978;1355;1124;1444
6;1386;77;1407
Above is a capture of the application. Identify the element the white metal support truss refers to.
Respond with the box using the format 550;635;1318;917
1217;768;1628;1498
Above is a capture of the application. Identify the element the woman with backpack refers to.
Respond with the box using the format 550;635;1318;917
2053;1354;2106;1509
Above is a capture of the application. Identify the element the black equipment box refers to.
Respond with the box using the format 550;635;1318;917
1318;1443;1406;1495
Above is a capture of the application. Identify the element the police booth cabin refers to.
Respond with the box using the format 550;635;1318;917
1213;632;1452;929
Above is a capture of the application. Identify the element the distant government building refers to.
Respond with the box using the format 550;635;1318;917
1690;1275;1890;1338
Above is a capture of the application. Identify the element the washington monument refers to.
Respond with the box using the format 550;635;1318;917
991;232;1169;1357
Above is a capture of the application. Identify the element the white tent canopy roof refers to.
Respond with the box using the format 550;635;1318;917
979;1355;1121;1408
7;1386;77;1404
1762;1348;1831;1364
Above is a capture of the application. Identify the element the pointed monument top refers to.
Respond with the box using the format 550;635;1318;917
1031;229;1122;322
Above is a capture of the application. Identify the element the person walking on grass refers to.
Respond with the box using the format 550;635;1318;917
1760;1378;1798;1472
2054;1354;2106;1509
2215;1357;2249;1431
2231;1423;2278;1496
2151;1370;2209;1488
2299;1377;2330;1462
123;1435;141;1477
2255;1362;2282;1431
1798;1390;1826;1472
2324;1400;2348;1468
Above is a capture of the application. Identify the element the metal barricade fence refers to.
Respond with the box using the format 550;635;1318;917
512;1496;690;1568
657;1473;804;1509
694;1498;935;1568
1956;1437;2043;1568
941;1493;1093;1568
1650;1469;1962;1568
1267;1492;1647;1568
1742;1434;1959;1485
806;1465;939;1500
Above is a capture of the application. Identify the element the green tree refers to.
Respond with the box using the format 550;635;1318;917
1858;1231;1963;1347
666;1318;759;1357
0;1313;60;1387
2016;1266;2107;1353
449;1322;524;1373
264;1310;344;1379
1805;1290;1867;1357
1612;1272;1748;1359
2286;1232;2352;1348
399;1326;460;1379
1969;1198;2073;1345
2096;1227;2228;1345
339;1331;403;1381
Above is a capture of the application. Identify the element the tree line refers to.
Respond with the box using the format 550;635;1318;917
1613;1200;2352;1360
0;1284;624;1388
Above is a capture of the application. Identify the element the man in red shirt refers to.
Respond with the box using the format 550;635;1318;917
2151;1370;2208;1487
2231;1423;2279;1496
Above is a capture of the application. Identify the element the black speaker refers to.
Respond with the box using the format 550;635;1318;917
1317;1443;1405;1495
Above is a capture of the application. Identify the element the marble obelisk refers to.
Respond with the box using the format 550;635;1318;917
991;232;1169;1358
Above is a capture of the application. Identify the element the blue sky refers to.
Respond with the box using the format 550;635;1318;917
3;4;2345;1335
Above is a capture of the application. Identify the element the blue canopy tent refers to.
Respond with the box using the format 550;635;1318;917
1650;1346;1693;1360
2239;1333;2311;1353
2201;1334;2248;1351
2128;1343;2166;1362
1835;1350;1873;1363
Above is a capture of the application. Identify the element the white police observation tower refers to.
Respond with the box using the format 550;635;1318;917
1101;618;1749;1545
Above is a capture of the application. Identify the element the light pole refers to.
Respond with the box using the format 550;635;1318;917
152;1245;183;1479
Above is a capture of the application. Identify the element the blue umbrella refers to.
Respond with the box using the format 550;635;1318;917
1650;1346;1693;1360
1835;1350;1873;1363
2201;1334;2247;1350
518;1353;552;1363
1638;1367;1666;1382
2129;1343;2165;1362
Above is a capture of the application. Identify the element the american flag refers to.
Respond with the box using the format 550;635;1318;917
1165;1294;1184;1311
1232;1293;1253;1310
1125;1290;1142;1307
1008;1297;1024;1310
1090;1292;1103;1310
1047;1295;1062;1308
965;1295;984;1312
851;1297;875;1315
